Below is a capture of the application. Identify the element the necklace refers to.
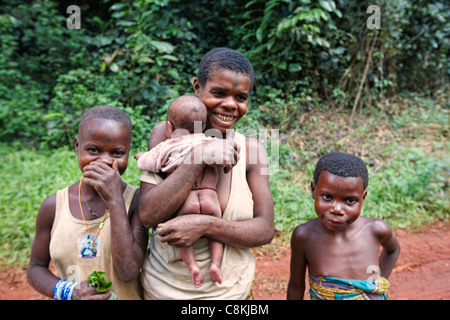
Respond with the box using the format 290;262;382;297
80;181;109;218
78;177;109;254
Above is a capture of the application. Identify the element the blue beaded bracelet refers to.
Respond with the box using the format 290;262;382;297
53;280;78;300
53;280;68;300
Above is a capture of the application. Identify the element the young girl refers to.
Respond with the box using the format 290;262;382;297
27;105;148;300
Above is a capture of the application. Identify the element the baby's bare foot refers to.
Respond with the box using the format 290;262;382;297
210;263;222;284
191;266;204;288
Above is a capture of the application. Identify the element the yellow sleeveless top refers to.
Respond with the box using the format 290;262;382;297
49;183;142;300
139;132;255;299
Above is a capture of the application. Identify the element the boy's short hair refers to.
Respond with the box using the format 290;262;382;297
197;47;255;90
313;152;369;190
79;105;132;137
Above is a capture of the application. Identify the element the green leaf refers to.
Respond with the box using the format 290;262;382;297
319;0;335;12
42;113;64;119
149;40;174;53
88;270;112;292
288;63;302;72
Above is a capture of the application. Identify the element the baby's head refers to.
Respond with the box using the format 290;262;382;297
313;152;369;190
166;95;207;138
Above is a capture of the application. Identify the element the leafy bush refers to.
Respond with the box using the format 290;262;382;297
1;0;448;148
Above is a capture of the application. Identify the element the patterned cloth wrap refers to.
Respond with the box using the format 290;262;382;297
309;274;390;300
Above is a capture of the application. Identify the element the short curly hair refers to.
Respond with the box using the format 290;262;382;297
196;47;255;90
313;152;369;190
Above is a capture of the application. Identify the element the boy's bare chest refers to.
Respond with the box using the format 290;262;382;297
306;233;381;280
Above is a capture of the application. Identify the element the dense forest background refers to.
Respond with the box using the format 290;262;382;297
1;0;448;149
0;0;448;265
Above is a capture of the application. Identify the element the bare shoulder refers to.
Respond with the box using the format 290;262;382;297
245;135;266;152
36;194;57;230
148;121;167;150
291;219;318;244
360;217;394;241
244;135;268;169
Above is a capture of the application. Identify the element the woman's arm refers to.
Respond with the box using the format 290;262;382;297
156;137;274;248
139;161;206;229
139;124;240;229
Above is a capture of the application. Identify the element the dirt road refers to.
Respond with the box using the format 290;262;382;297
252;222;450;300
1;222;449;300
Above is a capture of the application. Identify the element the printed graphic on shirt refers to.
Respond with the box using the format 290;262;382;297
77;233;101;259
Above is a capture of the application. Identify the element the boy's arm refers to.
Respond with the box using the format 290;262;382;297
287;225;308;300
374;221;401;278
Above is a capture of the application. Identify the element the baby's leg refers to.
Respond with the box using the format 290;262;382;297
209;239;223;284
198;191;224;284
179;246;204;288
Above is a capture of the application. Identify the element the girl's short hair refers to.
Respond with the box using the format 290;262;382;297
79;105;132;137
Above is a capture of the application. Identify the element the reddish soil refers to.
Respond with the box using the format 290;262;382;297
1;222;449;300
252;221;450;300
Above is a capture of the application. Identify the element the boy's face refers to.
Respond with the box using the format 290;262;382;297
75;118;131;175
194;68;251;134
311;170;367;232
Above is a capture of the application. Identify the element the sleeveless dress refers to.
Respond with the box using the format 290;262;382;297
139;132;255;299
49;183;142;300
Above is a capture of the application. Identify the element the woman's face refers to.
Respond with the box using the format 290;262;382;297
194;68;251;134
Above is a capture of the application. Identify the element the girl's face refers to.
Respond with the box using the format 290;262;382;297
194;68;251;134
75;118;131;175
311;170;367;232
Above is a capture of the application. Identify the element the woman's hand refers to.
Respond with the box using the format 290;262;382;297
156;214;209;248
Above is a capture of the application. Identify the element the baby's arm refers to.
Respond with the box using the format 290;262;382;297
136;145;162;173
373;220;401;278
287;225;308;300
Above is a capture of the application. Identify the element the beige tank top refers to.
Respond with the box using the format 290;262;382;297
140;132;255;299
49;183;142;300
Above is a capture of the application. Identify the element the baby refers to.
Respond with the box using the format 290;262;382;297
137;95;223;287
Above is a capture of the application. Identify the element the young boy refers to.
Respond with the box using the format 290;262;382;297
27;105;148;300
136;95;223;288
287;152;400;300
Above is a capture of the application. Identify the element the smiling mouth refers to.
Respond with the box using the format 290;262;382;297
214;113;235;122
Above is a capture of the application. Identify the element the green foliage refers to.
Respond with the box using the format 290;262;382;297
1;0;448;148
0;0;448;265
0;145;142;266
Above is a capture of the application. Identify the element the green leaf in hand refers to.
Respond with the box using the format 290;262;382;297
88;270;112;293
